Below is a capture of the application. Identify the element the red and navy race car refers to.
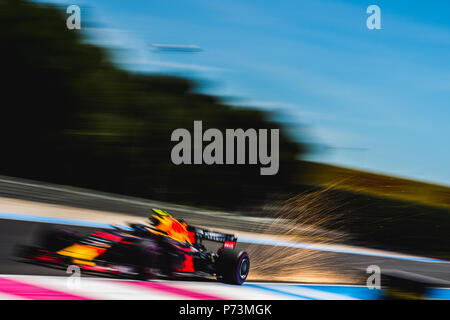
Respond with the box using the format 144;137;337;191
16;209;250;285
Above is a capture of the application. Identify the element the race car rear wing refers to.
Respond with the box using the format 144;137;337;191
190;227;237;248
195;228;237;242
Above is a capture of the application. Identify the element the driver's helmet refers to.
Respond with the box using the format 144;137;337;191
148;208;191;243
149;208;172;225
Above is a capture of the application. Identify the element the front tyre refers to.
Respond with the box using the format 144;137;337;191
39;227;80;252
135;239;161;280
216;249;250;285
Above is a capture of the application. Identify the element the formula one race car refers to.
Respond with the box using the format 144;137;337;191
16;209;250;285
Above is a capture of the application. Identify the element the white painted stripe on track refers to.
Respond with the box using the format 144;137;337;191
238;237;449;264
0;292;24;300
162;281;297;300
261;284;359;300
0;275;179;300
1;275;448;300
0;275;306;300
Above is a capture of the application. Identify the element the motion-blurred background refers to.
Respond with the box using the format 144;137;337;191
0;0;449;261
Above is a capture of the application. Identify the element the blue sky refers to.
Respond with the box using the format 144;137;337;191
38;0;450;185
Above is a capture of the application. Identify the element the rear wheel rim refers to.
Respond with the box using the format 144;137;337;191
239;257;249;280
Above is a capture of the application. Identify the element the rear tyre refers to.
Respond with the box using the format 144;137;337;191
216;249;250;285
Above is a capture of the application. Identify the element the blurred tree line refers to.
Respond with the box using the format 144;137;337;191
0;0;306;210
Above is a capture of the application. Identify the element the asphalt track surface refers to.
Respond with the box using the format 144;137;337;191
0;218;449;300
